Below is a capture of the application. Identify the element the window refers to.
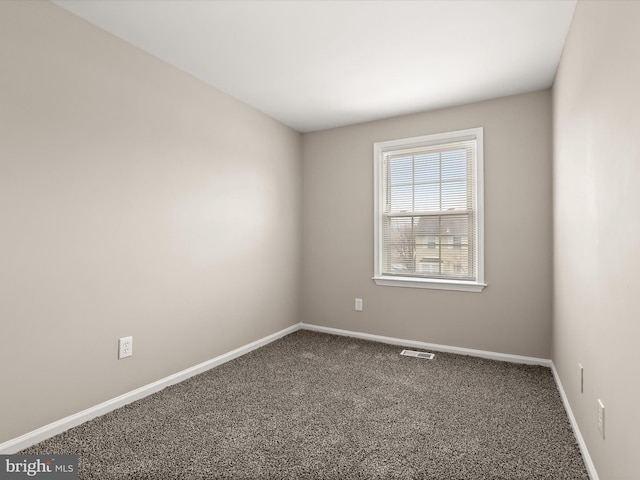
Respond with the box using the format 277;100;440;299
373;128;485;292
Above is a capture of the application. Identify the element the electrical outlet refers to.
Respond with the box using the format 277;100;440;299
597;399;605;439
578;363;583;393
118;336;133;359
355;298;363;311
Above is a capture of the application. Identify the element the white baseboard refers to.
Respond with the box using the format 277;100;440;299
2;320;597;480
0;323;301;454
550;364;599;480
301;323;598;478
300;323;552;366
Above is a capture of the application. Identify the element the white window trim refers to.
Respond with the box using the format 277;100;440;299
373;127;486;293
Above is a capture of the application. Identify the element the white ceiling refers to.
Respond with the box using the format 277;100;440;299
52;0;576;133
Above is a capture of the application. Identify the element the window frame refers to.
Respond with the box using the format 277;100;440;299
373;127;486;293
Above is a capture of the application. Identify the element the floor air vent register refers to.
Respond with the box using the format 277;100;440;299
400;349;435;360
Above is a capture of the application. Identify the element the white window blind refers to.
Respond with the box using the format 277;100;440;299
373;128;485;292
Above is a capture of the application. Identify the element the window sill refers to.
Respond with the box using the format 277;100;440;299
372;276;487;293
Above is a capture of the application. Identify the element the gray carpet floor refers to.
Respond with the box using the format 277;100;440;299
21;330;589;479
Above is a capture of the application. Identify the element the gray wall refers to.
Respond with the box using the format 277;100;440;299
301;90;553;358
10;5;638;477
552;1;640;478
0;1;302;444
